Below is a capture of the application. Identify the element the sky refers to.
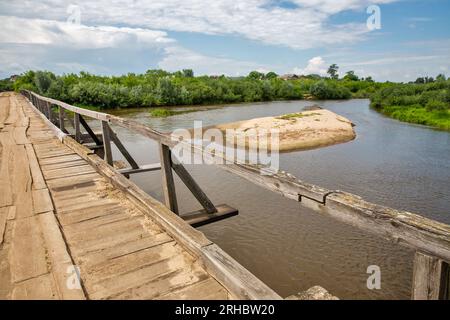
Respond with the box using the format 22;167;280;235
0;0;449;82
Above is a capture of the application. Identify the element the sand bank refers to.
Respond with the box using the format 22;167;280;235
197;108;356;152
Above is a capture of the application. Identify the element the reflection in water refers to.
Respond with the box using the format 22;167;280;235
102;99;449;299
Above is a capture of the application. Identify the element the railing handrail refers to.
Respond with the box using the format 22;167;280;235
21;89;450;262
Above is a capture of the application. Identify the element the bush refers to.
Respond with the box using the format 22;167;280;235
310;80;351;99
426;99;448;112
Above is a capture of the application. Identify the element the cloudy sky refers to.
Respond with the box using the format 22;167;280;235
0;0;449;81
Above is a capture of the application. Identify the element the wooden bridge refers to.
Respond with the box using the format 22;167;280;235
0;90;449;300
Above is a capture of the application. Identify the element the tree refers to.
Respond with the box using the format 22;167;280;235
265;71;278;79
34;71;56;94
247;71;264;80
365;76;374;82
327;64;339;79
182;69;194;78
436;74;446;82
343;71;359;81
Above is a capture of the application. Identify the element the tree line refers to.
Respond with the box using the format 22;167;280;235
7;68;383;109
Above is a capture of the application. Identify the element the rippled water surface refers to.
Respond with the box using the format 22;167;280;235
102;99;449;299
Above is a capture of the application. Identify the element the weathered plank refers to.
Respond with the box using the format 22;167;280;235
0;207;7;244
11;274;58;300
25;144;47;190
10;216;48;283
182;204;238;228
32;189;54;214
412;252;449;300
0;132;13;207
158;277;229;300
159;143;178;214
38;212;85;299
101;121;113;165
13;126;29;145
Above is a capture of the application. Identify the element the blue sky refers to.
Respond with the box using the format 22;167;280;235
0;0;449;81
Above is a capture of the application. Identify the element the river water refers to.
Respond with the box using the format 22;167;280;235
103;99;450;299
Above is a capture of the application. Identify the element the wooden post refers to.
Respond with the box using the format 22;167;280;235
412;251;449;300
172;162;217;214
58;106;65;132
74;113;81;142
108;127;139;169
79;115;102;145
159;143;178;214
101;121;113;166
46;102;54;123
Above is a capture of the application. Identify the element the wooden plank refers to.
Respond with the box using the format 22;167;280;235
181;204;238;228
158;277;228;300
13;127;30;145
11;145;33;219
74;113;81;142
58;106;65;132
0;207;7;244
118;163;161;175
11;273;58;300
25;144;47;190
10;216;48;283
172;162;217;214
41;159;86;171
7;206;16;220
32;189;54;214
0;132;13;207
43;164;96;180
412;252;449;300
101;121;113;165
38;212;86;299
159;143;178;214
78;232;173;266
39;153;82;165
88;253;198;299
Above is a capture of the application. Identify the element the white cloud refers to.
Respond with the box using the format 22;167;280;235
292;56;327;75
0;16;174;49
0;0;399;49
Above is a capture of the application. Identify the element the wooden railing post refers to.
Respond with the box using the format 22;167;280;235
58;106;65;131
101;120;113;166
74;113;81;142
159;143;178;214
412;251;449;300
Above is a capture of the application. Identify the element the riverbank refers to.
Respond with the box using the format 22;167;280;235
370;79;450;131
374;105;450;131
193;108;356;152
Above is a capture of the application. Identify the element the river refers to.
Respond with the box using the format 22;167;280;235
102;99;450;299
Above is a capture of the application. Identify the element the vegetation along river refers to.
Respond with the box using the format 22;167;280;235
99;99;450;299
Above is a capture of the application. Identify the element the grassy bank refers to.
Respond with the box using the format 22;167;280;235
370;79;450;130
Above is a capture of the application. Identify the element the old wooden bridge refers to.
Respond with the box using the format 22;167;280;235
0;91;449;300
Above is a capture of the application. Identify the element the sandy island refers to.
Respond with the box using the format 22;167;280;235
188;107;356;152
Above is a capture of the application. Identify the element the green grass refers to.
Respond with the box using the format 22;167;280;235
149;107;200;118
381;106;450;130
276;112;321;120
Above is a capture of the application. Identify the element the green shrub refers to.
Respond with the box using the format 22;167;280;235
426;99;448;112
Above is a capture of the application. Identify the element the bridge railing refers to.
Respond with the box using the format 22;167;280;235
21;89;450;300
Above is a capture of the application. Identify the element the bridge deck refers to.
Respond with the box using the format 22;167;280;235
0;92;239;299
